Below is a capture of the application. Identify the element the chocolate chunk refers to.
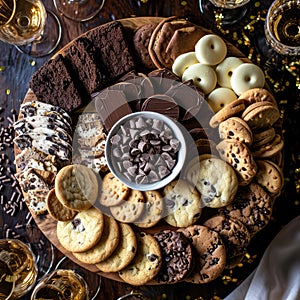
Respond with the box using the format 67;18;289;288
109;115;180;185
154;230;193;283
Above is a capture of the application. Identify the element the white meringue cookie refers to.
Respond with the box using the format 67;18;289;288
195;34;227;65
172;52;199;77
216;57;244;88
207;87;238;113
231;63;265;95
182;63;217;94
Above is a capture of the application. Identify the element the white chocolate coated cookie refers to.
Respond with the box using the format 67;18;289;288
182;63;217;94
216;57;243;88
195;34;227;65
231;63;265;95
207;87;237;113
172;52;199;77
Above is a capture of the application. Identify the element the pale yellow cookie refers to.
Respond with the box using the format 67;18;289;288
57;207;104;253
72;215;119;264
55;164;98;211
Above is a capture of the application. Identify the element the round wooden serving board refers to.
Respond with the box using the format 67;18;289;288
16;17;273;284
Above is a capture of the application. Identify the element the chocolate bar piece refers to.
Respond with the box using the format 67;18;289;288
94;89;132;132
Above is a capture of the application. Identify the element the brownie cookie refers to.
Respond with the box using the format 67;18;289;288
204;215;251;268
186;157;238;208
110;189;145;223
134;190;164;228
46;188;77;222
216;139;257;186
96;223;137;273
55;164;98;211
178;225;226;284
133;23;158;70
154;230;193;283
119;232;162;286
163;180;202;227
57;207;104;253
98;172;131;207
73;215;119;264
218;183;273;236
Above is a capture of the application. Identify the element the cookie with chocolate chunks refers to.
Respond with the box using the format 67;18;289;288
119;232;162;286
218;183;273;236
178;225;226;284
204;215;251;268
154;230;193;283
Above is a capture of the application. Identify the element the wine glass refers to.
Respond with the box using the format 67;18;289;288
0;239;38;299
265;0;300;56
0;0;62;57
30;269;90;300
53;0;106;22
199;0;251;26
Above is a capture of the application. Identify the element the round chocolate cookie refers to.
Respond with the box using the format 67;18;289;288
133;23;158;70
218;183;273;236
153;230;193;283
178;225;226;284
204;215;251;268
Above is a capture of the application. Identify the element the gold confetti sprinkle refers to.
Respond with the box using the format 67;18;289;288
29;59;36;66
0;66;5;71
5;88;10;95
181;1;187;6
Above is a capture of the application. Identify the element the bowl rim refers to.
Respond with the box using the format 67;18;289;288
105;111;187;191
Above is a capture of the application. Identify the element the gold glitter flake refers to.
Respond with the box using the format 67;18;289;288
5;88;10;95
0;65;5;71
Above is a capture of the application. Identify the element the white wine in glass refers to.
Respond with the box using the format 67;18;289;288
265;0;300;56
0;239;38;299
0;0;61;57
53;0;106;22
199;0;251;25
30;269;89;300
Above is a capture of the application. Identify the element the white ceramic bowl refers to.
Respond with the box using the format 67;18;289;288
105;111;187;191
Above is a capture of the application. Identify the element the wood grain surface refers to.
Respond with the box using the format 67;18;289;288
2;1;298;299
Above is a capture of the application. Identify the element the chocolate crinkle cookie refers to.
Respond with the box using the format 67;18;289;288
153;230;193;283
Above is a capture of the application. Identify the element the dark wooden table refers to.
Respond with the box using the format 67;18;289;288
1;0;300;299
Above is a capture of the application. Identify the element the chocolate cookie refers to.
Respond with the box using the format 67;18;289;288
154;230;193;283
204;215;251;268
133;23;158;70
119;232;162;286
179;225;226;284
218;183;273;236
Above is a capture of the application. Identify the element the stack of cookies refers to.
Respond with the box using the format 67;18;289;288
13;17;284;286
